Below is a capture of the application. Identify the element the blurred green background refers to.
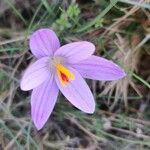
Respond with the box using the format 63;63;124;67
0;0;150;149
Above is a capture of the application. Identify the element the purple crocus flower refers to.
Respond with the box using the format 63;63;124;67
20;28;126;130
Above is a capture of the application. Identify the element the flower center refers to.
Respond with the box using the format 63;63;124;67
50;56;74;86
56;64;74;86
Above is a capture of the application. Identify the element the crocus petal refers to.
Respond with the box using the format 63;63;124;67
72;55;126;81
30;28;60;58
31;76;59;130
55;67;95;113
20;57;50;91
54;41;95;63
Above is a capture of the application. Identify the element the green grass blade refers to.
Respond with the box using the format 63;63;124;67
119;0;150;9
28;3;43;31
0;120;22;149
132;73;150;89
4;0;27;25
76;0;118;32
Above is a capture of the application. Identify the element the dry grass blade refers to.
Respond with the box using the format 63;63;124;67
103;0;147;35
0;0;149;149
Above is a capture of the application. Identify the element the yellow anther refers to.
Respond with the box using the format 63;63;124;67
56;64;74;86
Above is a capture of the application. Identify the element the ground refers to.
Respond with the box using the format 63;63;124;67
0;0;150;149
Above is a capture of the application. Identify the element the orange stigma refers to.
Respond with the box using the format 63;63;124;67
56;64;74;86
